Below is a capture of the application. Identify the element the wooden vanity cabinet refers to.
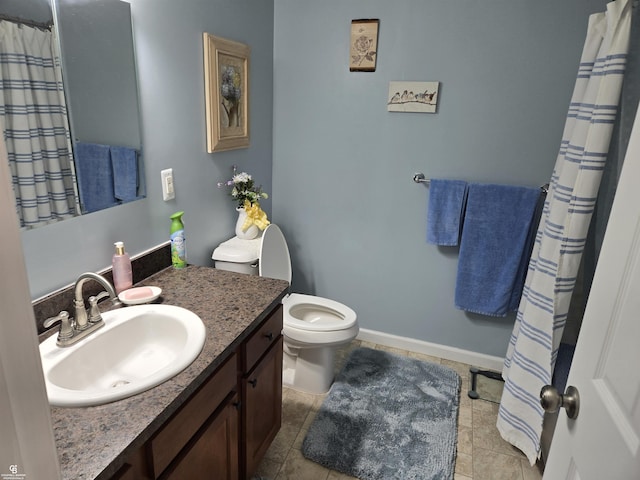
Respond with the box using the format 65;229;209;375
108;305;283;480
241;306;283;479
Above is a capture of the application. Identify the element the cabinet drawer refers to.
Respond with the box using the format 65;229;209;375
150;353;237;478
243;306;282;373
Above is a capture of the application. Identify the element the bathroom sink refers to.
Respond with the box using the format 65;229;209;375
39;304;206;407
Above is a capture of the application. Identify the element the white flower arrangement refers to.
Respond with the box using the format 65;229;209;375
217;166;268;209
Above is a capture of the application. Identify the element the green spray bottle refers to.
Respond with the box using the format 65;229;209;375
170;211;187;268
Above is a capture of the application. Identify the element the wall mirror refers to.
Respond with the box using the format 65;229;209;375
0;0;144;229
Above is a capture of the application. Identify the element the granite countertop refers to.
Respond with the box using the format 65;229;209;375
47;265;289;480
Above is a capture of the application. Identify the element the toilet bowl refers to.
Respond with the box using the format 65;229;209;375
212;224;358;394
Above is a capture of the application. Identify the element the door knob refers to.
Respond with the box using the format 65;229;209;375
540;385;580;419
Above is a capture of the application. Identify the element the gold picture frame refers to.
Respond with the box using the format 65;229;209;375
203;33;250;152
349;19;379;72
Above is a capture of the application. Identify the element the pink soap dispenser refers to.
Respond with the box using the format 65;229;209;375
112;241;133;294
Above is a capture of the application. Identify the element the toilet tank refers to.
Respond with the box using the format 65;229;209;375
211;236;261;276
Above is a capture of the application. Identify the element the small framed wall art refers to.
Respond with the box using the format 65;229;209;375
349;19;379;72
387;81;440;113
203;33;250;152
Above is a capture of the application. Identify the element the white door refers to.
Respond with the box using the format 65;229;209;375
542;108;640;479
0;131;60;477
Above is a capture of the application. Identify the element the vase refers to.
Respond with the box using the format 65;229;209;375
235;207;260;239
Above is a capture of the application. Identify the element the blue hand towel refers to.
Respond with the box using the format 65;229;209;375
426;179;468;246
110;146;139;202
455;183;541;316
74;142;117;213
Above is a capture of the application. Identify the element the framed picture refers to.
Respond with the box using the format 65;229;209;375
387;81;440;113
203;33;250;152
349;19;379;72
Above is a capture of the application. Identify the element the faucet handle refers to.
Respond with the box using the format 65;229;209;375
88;291;110;323
43;311;74;341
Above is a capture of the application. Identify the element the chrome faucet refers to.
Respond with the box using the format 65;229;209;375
44;272;121;347
74;272;119;329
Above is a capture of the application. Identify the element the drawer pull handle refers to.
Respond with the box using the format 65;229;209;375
263;332;274;341
249;378;258;388
233;400;242;410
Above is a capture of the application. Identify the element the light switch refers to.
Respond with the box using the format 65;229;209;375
161;168;175;201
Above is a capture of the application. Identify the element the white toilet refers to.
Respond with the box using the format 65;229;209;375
212;224;358;394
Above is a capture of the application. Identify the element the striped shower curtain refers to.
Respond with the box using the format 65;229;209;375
0;20;76;228
497;0;631;465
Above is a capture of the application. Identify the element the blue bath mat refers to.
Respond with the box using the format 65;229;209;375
302;347;461;480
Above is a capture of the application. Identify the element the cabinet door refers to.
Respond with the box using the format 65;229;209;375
150;354;237;476
163;394;239;480
243;337;283;478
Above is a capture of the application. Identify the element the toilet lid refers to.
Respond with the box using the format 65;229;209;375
212;236;261;263
259;224;292;283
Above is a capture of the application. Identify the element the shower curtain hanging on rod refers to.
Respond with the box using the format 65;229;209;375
0;14;53;31
495;0;631;465
0;20;76;228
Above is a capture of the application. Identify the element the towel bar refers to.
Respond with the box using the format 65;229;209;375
412;173;429;185
413;172;549;193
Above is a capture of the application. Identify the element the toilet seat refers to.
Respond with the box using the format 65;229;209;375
283;293;357;332
282;293;358;346
283;322;360;346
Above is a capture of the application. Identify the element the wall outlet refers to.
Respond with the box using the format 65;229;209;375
161;168;175;201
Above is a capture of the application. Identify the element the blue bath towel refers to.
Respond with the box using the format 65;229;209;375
508;191;545;310
110;146;139;201
74;142;117;213
455;183;541;316
426;179;468;246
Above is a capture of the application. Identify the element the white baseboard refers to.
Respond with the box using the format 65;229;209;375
356;328;504;372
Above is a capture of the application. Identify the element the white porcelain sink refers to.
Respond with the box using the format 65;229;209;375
39;304;206;407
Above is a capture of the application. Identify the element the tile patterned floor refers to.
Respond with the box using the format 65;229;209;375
254;340;544;480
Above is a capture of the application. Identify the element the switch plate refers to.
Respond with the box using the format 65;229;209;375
161;168;175;201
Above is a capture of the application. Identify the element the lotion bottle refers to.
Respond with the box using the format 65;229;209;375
112;241;133;293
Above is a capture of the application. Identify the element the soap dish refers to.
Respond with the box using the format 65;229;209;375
118;286;162;305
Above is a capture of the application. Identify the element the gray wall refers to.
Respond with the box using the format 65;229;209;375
272;0;606;357
21;0;274;298
20;0;608;358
